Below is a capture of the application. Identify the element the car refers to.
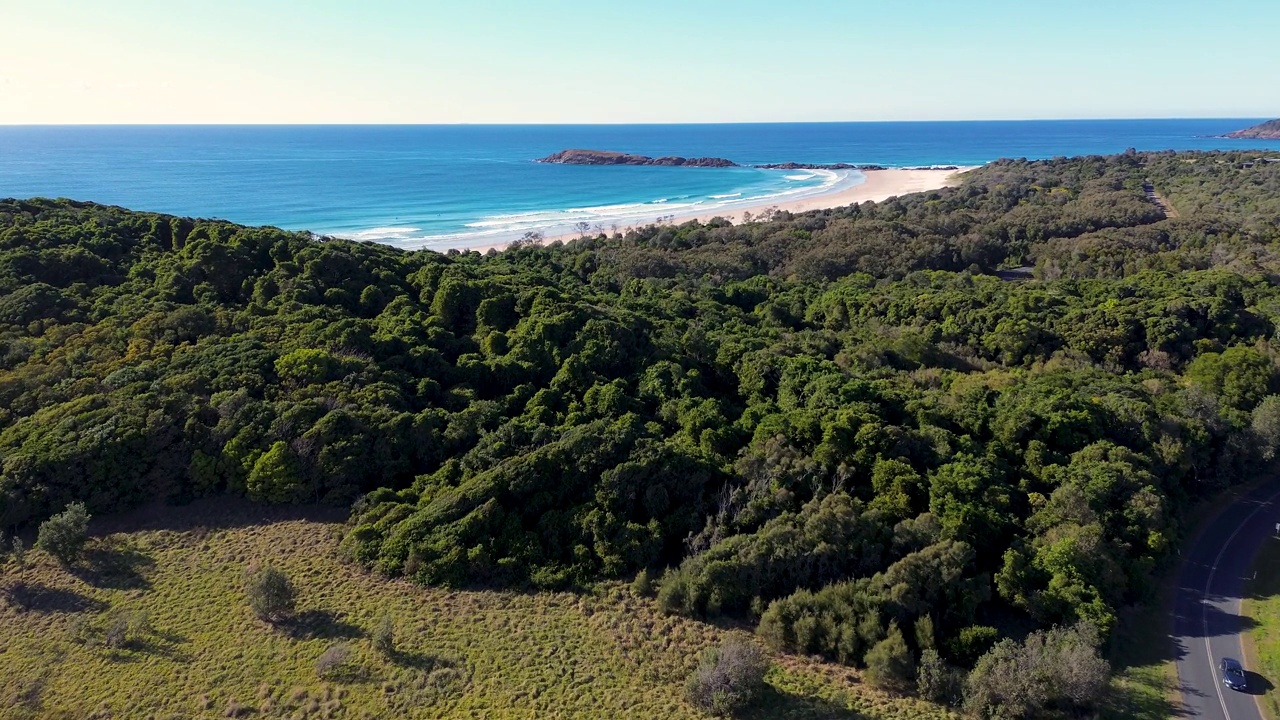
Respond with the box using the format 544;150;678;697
1220;657;1248;691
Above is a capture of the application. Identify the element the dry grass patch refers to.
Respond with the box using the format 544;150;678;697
0;499;957;719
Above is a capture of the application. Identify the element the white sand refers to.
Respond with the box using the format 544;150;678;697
450;167;977;254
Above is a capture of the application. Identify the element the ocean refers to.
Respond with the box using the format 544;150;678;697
2;120;1278;250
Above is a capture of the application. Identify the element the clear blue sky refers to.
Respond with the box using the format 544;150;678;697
1;0;1276;123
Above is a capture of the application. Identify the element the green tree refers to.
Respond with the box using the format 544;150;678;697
964;623;1109;719
11;537;26;574
1186;346;1277;411
917;648;963;706
246;441;305;503
1253;395;1280;461
274;348;337;386
37;502;91;565
373;613;396;656
863;622;915;693
245;564;296;622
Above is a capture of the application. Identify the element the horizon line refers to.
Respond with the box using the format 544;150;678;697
0;116;1273;128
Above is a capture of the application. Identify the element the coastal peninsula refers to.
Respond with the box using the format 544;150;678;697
536;150;962;174
1224;119;1280;139
755;162;885;171
537;149;738;167
537;150;892;171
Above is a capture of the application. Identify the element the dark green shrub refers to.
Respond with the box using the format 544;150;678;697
245;564;296;622
917;648;963;705
948;624;999;666
631;568;654;597
37;502;91;565
863;622;915;693
964;622;1110;719
373;614;395;656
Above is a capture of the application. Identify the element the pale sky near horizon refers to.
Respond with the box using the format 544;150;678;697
1;0;1277;124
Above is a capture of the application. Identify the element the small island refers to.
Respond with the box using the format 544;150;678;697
1224;119;1280;139
536;151;900;172
754;162;886;171
537;149;738;167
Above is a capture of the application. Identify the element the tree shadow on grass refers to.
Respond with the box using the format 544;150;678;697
101;639;191;665
105;627;192;663
389;648;464;673
1101;677;1196;719
1102;600;1198;719
739;684;868;720
72;538;155;590
93;496;349;536
284;609;366;641
8;676;45;714
3;582;107;614
318;661;377;684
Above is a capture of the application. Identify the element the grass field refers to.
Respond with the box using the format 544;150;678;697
0;499;957;720
1244;534;1280;720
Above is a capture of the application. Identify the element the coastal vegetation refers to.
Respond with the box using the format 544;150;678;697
2;149;1280;716
1245;535;1280;719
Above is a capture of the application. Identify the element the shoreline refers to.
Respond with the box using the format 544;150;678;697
450;166;977;254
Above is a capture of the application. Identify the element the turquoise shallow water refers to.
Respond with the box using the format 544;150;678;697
1;120;1277;249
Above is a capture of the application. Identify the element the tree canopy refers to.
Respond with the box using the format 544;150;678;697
2;150;1280;692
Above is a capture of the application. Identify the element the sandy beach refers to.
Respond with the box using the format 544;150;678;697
452;166;976;253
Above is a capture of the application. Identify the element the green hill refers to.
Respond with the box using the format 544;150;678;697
2;149;1280;717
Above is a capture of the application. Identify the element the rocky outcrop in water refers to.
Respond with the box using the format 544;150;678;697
536;150;738;167
753;162;885;171
535;151;947;172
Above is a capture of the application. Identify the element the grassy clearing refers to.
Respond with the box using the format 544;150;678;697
0;499;956;720
1244;534;1280;720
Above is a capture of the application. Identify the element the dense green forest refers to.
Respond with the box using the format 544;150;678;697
3;150;1280;715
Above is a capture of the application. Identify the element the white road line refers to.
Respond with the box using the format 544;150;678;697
1201;488;1280;720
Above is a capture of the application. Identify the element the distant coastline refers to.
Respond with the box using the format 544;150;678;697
7;120;1275;252
453;166;976;253
1222;119;1280;140
535;149;952;173
537;149;738;167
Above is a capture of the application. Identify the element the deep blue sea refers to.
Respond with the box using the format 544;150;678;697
2;120;1278;250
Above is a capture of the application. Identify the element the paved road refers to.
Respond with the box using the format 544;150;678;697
1173;480;1280;719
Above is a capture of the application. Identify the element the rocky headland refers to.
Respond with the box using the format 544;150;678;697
537;151;894;170
536;149;738;167
1224;119;1280;140
754;162;886;171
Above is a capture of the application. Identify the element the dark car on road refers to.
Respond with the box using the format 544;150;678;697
1220;657;1248;691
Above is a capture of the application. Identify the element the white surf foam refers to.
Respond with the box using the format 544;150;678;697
343;167;865;251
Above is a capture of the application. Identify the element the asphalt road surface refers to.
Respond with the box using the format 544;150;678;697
1173;480;1280;719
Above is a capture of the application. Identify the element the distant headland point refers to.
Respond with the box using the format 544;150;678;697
1223;119;1280;139
536;149;738;167
536;149;908;171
